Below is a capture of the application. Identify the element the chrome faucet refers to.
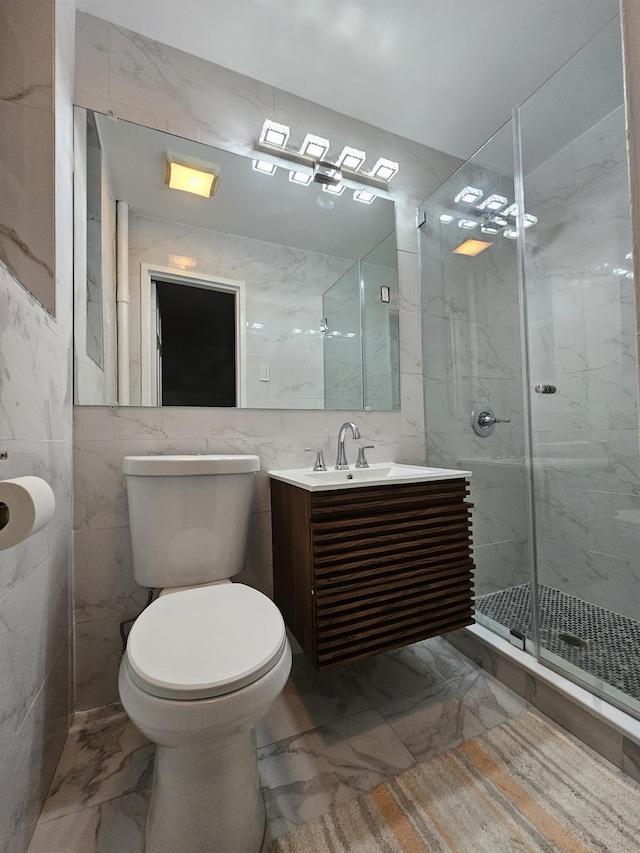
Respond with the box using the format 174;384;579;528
335;422;361;470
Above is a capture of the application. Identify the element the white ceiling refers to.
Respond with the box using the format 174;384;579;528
75;0;619;159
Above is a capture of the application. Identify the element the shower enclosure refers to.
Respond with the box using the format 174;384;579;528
420;16;640;718
323;231;400;411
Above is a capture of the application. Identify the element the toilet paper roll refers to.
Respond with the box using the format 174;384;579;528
0;476;55;550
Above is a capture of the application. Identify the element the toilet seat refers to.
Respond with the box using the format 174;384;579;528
126;583;287;700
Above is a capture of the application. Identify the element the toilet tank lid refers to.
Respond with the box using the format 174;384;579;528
123;454;260;476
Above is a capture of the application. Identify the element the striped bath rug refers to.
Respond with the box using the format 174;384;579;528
272;711;640;852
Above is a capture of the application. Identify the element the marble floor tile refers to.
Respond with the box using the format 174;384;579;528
258;707;415;840
256;652;372;748
39;704;153;820
28;791;148;853
347;636;476;707
377;669;528;763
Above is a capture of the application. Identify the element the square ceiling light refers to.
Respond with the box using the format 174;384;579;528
439;213;455;224
453;239;493;256
338;146;366;171
252;159;277;176
478;194;507;211
353;188;376;204
370;157;399;181
300;133;330;159
455;186;483;205
289;169;312;185
323;182;345;196
458;219;479;230
164;156;220;197
259;119;290;148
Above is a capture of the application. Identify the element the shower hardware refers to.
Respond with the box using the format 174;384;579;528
535;383;556;394
471;405;511;437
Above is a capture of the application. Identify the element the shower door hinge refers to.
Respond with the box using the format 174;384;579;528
417;209;427;228
509;629;526;651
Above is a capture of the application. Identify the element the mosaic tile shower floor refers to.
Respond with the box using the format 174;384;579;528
475;584;640;701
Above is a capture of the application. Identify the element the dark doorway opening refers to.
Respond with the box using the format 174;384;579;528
155;280;237;407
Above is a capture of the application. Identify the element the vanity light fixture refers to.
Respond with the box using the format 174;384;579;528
481;223;502;235
439;213;455;224
164;155;220;198
313;160;342;185
289;170;313;186
338;146;366;171
259;119;290;148
487;214;508;227
455;186;483;205
252;159;277;176
503;229;518;239
369;157;399;181
477;194;507;211
523;213;538;228
300;133;330;160
353;188;376;204
503;203;518;218
458;219;479;230
323;182;345;196
453;239;493;256
613;268;629;276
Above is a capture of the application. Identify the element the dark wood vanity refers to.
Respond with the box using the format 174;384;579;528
270;476;475;670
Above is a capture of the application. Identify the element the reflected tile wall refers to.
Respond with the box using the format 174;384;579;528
127;214;352;408
420;186;529;600
72;12;461;709
0;0;76;850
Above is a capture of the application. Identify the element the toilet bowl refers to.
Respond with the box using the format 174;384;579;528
118;455;292;853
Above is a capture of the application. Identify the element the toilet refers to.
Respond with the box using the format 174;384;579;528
118;454;291;853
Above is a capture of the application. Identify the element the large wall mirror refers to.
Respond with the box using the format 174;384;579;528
73;108;400;410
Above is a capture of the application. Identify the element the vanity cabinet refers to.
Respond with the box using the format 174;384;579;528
270;477;475;670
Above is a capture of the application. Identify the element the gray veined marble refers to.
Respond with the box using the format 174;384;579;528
26;639;537;852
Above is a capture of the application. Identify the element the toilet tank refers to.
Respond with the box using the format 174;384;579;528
123;455;260;589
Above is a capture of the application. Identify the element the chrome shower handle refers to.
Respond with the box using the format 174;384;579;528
478;412;511;427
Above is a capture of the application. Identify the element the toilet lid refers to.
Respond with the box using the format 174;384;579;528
126;584;287;700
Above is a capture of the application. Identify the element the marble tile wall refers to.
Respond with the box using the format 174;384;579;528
0;0;75;851
524;106;640;621
0;0;56;314
126;214;353;409
72;12;462;709
419;147;529;600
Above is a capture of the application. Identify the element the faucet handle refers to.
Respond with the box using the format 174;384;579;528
305;447;327;472
355;445;374;469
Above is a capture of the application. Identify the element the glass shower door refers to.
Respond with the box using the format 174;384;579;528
518;17;640;716
322;262;363;410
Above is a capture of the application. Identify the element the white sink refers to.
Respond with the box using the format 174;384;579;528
268;462;472;492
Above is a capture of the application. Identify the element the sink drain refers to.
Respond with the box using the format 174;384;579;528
558;632;590;649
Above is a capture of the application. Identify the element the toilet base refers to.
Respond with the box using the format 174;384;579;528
146;729;265;853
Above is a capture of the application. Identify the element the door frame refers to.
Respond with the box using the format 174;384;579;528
140;263;246;406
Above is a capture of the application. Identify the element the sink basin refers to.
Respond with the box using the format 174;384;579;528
268;462;472;492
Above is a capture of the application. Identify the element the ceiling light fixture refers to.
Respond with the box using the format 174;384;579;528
487;215;508;228
289;169;312;186
453;239;493;256
164;155;220;198
523;213;538;228
481;223;502;235
439;213;455;224
338;146;366;171
478;194;507;211
455;186;483;205
504;203;518;217
370;157;399;182
300;133;330;160
259;119;290;148
353;189;376;204
458;219;479;230
252;159;277;176
323;182;345;196
503;229;518;239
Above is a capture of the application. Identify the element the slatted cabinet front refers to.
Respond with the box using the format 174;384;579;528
270;477;475;671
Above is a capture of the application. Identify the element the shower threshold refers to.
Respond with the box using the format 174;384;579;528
475;584;640;704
